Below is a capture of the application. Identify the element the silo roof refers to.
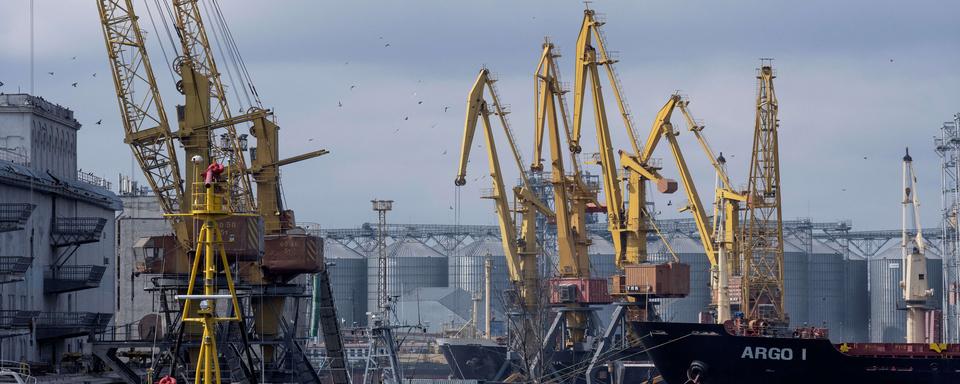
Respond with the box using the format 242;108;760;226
874;238;941;260
324;240;365;259
650;234;703;254
388;238;446;258
588;235;616;255
460;237;506;258
811;239;841;254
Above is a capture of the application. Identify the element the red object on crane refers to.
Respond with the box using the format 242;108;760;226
158;376;177;384
202;162;225;187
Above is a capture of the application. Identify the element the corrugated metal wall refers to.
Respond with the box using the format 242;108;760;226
807;243;844;329
783;237;809;327
650;234;711;323
869;246;905;342
842;255;870;342
869;243;943;343
325;241;368;326
367;238;449;313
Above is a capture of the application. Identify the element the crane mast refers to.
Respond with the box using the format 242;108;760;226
902;148;933;343
741;62;787;324
171;0;256;213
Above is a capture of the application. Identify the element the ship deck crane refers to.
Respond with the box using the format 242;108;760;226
902;148;933;343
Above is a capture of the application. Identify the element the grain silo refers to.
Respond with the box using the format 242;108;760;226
869;241;942;342
649;233;710;323
842;253;870;342
870;245;904;342
588;235;618;287
367;238;448;313
448;236;510;319
783;235;809;327
807;240;844;330
322;241;367;326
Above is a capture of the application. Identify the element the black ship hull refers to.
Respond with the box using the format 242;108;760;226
437;338;510;380
438;338;658;384
635;321;960;384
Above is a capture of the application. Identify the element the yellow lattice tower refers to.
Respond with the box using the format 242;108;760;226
166;160;247;384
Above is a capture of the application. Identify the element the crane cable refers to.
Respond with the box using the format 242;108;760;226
642;206;681;263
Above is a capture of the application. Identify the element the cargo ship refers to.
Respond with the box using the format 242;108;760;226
635;321;960;384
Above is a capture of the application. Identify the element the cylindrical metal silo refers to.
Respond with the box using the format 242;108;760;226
842;253;869;342
869;241;943;343
588;235;618;287
870;245;905;342
649;234;710;323
448;237;510;318
324;241;367;326
783;235;809;327
807;241;844;331
367;238;448;313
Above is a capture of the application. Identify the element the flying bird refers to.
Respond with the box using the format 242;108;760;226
394;128;400;134
442;150;447;155
92;73;96;78
0;81;4;87
71;56;76;60
417;101;423;105
338;101;343;108
350;85;356;90
384;43;391;47
443;106;450;112
404;116;408;121
308;138;314;142
71;82;78;88
48;72;54;76
95;119;102;125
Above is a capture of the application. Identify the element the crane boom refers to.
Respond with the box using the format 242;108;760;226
97;0;191;248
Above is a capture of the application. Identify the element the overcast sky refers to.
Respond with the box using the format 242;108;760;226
0;1;958;230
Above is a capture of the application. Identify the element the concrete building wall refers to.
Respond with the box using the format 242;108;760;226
0;94;80;180
115;195;170;327
0;94;118;368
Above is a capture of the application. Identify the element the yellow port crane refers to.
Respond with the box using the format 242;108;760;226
528;41;610;381
97;1;337;383
639;95;747;323
570;9;652;271
741;62;787;325
455;68;553;330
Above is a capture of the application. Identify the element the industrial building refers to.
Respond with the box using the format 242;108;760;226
0;93;118;370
